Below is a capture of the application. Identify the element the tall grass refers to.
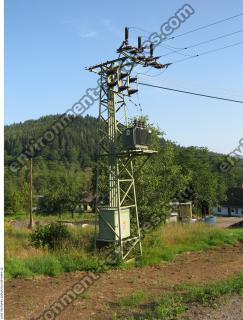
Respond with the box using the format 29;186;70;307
4;224;46;259
138;223;243;266
4;222;243;280
4;223;100;279
4;212;95;223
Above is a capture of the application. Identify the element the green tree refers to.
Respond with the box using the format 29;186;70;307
135;124;189;225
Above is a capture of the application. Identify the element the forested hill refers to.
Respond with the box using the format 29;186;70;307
4;114;243;216
5;114;98;168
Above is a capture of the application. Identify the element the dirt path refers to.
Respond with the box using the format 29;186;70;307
5;243;243;320
215;217;243;229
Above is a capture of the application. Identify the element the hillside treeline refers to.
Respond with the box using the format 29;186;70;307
4;114;243;219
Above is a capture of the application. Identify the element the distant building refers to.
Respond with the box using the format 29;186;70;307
80;191;95;212
213;186;243;217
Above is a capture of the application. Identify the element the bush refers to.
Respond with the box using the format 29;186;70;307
30;222;70;250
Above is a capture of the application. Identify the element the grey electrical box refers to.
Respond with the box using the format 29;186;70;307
98;207;130;241
179;202;192;223
123;127;151;149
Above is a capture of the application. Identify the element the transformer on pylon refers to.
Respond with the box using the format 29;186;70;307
86;27;170;260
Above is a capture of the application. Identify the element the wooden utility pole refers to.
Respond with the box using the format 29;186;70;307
28;157;33;229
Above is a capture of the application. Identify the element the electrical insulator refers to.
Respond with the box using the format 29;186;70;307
108;81;118;88
118;85;129;92
138;36;142;49
125;27;129;43
146;56;154;62
129;77;137;83
148;62;157;67
153;63;165;69
150;43;153;57
128;89;138;95
120;72;129;79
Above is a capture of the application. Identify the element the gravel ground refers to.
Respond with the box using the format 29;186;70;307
183;296;243;320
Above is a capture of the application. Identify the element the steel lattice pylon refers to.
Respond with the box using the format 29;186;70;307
87;28;169;260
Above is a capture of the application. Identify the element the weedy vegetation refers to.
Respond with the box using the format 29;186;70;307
112;273;243;319
4;221;243;280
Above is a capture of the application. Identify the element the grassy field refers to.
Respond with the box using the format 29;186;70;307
4;221;243;280
112;272;243;319
137;223;243;266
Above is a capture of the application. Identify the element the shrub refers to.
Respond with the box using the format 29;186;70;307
30;222;70;250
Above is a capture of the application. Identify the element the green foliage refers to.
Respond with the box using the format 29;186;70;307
4;170;28;214
4;115;97;165
4;115;95;215
4;114;243;219
173;146;239;213
136;130;190;225
30;222;70;250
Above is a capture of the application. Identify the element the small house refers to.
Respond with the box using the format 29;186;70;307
213;186;243;217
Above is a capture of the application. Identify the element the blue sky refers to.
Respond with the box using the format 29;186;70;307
5;0;243;154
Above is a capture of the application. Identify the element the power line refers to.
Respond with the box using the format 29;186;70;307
169;41;243;64
129;13;243;53
160;43;194;57
136;41;242;79
160;29;243;58
137;82;243;104
164;13;243;42
136;66;168;78
129;13;243;41
137;41;242;77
